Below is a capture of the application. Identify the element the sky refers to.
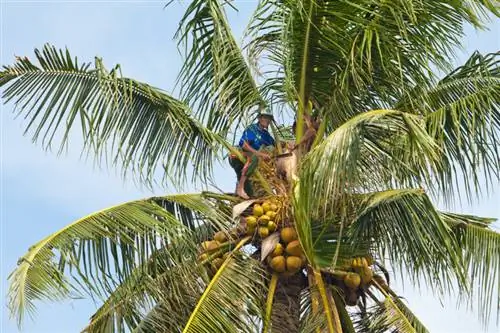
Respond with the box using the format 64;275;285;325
0;1;499;332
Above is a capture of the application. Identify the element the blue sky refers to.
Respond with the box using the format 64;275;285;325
0;1;499;332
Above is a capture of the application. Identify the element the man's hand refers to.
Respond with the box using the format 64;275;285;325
258;151;271;161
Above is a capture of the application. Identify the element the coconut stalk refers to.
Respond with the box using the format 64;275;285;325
263;273;279;333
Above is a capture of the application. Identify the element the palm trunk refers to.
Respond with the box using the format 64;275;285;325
270;272;306;333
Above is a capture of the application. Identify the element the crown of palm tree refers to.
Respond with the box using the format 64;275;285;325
1;0;499;332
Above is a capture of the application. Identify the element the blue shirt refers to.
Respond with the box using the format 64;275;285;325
238;123;275;151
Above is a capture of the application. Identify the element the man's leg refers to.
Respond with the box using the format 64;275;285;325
236;154;258;199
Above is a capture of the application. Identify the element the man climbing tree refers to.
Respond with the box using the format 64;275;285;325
229;110;275;199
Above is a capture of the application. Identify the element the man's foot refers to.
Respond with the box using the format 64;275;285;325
236;187;250;199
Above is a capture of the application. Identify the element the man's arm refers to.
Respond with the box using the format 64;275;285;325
242;141;271;161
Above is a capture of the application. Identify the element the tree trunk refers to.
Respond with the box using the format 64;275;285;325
270;272;307;333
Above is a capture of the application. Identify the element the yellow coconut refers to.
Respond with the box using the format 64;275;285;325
281;227;297;243
262;201;272;213
271;243;284;257
269;256;286;273
360;257;368;267
253;204;264;217
198;253;209;262
214;231;227;243
246;216;258;228
265;210;277;220
267;221;277;232
201;241;212;251
259;227;270;238
270;203;278;212
285;240;302;257
258;215;271;225
344;273;361;290
207;241;220;251
286;256;303;273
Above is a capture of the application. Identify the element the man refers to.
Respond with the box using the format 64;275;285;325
229;111;276;199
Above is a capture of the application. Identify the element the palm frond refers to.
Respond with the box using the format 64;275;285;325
444;213;500;324
299;109;442;215
246;0;500;127
7;193;230;327
0;45;225;187
396;51;500;201
174;0;263;137
182;249;266;333
348;189;467;297
84;246;206;333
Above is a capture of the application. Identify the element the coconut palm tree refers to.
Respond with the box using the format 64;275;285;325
1;0;499;332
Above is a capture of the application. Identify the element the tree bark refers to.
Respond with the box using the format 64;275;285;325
270;272;307;333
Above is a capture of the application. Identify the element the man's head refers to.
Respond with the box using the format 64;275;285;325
257;110;274;129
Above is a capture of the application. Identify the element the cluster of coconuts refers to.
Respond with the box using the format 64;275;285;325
267;227;305;275
198;231;230;273
333;256;375;306
245;200;280;238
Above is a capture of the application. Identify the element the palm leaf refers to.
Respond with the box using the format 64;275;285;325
348;189;466;297
396;51;500;201
174;0;263;137
444;213;500;324
7;193;230;327
0;45;226;187
82;222;215;333
245;0;500;127
182;246;266;333
299;109;442;216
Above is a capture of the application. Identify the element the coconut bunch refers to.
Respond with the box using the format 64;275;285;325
267;227;305;276
197;230;233;276
244;198;285;239
328;256;377;306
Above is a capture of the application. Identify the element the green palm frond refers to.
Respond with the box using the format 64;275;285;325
82;221;216;333
175;0;263;136
7;193;230;327
0;45;226;187
348;189;466;297
397;51;500;200
299;109;442;215
84;247;206;333
182;250;266;333
443;213;500;324
246;0;499;127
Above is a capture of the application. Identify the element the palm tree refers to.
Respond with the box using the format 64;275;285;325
1;0;499;332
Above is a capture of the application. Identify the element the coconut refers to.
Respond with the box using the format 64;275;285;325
265;210;277;220
344;272;361;289
262;201;272;213
258;215;271;225
269;256;286;273
271;243;284;257
198;253;209;262
214;231;227;243
253;204;264;217
286;256;303;273
285;240;302;257
259;227;270;238
281;227;297;243
246;216;258;228
267;221;277;232
207;241;220;251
